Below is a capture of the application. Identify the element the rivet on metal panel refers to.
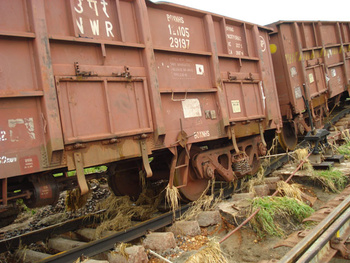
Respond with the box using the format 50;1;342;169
73;152;89;195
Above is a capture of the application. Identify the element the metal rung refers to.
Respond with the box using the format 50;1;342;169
175;164;188;169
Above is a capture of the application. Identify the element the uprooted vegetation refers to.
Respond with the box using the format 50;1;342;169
290;148;348;193
335;130;350;157
311;169;348;193
250;196;314;237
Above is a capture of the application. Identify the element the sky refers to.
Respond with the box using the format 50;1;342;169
152;0;349;26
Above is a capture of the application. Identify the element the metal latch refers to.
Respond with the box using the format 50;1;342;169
73;152;89;195
134;134;152;178
74;62;97;77
113;66;131;78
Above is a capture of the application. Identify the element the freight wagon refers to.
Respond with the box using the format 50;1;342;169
269;21;350;150
1;0;280;220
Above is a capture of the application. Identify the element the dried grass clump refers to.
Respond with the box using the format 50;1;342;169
250;196;314;237
180;180;222;221
293;148;313;172
277;181;303;201
165;184;180;219
185;239;228;263
65;188;90;212
115;242;131;260
245;167;265;194
14;243;28;262
261;136;280;167
73;256;90;263
311;169;348;193
95;194;158;238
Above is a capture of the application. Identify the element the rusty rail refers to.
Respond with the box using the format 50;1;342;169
280;194;350;262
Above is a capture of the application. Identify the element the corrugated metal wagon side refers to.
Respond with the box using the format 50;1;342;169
269;21;350;150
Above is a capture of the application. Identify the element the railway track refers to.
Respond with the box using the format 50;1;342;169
2;107;350;263
279;187;350;263
1;185;236;263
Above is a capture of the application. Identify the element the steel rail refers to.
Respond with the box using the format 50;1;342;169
38;205;189;263
38;185;236;263
297;205;350;262
0;210;105;254
279;193;350;262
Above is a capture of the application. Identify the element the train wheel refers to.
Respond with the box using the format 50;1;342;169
174;147;209;202
278;122;298;150
107;164;143;201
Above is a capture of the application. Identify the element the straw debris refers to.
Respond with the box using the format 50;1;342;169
165;184;180;219
95;192;159;238
65;188;90;212
185;239;228;263
115;242;131;260
180;180;222;221
293;148;313;172
277;181;303;201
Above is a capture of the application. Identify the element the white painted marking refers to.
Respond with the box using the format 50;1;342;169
105;21;114;37
182;99;202;118
231;100;241;113
90;19;100;35
196;64;204;75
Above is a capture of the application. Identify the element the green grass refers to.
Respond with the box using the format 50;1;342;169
53;165;108;177
250;196;314;237
312;169;348;193
337;142;350;156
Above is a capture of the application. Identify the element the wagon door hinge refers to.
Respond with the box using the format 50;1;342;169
135;134;153;178
73;152;89;195
112;66;132;79
74;62;97;77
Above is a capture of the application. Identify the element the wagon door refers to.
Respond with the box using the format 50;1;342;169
45;0;160;170
147;5;227;148
213;20;280;138
56;77;153;144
